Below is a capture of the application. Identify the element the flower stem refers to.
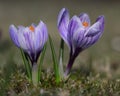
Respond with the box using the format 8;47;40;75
64;55;75;77
32;62;38;86
64;48;82;77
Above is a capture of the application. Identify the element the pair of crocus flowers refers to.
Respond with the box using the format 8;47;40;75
9;8;104;78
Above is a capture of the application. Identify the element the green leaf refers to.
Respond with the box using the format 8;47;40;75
38;43;47;83
49;35;60;83
20;49;32;81
58;39;64;79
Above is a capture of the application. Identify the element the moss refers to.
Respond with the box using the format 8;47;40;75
1;69;119;96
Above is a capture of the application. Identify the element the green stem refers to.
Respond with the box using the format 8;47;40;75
20;49;32;81
32;62;38;86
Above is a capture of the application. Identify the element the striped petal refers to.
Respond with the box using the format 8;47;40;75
57;8;70;47
68;16;84;53
17;28;30;51
85;16;104;36
68;16;83;37
9;25;20;47
35;21;48;52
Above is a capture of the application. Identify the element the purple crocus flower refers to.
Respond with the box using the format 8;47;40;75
9;21;48;64
57;8;105;76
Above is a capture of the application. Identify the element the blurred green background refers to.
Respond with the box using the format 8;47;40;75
0;0;120;79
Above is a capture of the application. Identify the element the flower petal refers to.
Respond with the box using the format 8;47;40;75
83;32;102;49
72;28;84;53
85;15;104;36
79;13;90;27
68;15;83;36
18;28;31;51
57;8;70;47
9;25;20;47
35;21;48;51
68;16;84;53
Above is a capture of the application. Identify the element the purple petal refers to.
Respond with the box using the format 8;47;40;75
96;15;105;32
9;25;20;47
83;32;102;49
85;15;105;36
68;16;84;52
82;37;93;49
79;13;90;27
57;8;69;27
35;21;48;51
68;16;83;37
18;28;31;51
78;37;88;48
72;28;85;53
25;29;35;52
57;8;70;47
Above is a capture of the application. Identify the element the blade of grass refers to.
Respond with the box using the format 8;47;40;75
20;49;32;81
58;39;64;79
38;43;47;83
49;35;60;83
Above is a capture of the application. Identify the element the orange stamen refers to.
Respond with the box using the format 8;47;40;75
82;22;89;27
29;26;35;32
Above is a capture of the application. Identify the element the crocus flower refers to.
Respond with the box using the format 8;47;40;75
57;8;105;76
9;21;48;65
